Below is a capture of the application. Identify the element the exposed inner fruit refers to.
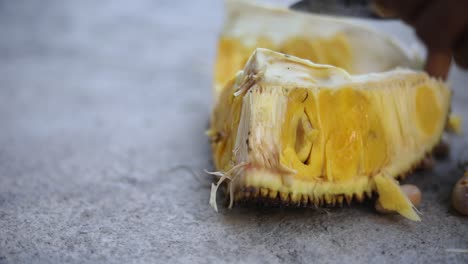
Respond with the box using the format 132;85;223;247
208;49;451;221
209;1;447;221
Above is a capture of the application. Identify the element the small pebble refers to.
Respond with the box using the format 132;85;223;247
452;173;468;215
401;184;422;206
375;184;422;214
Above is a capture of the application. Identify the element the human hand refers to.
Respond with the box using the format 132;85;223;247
373;0;468;79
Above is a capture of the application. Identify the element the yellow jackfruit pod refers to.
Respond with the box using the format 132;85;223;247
208;48;451;221
214;0;422;96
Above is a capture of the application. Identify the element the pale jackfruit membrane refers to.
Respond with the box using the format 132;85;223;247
214;0;422;95
208;49;451;221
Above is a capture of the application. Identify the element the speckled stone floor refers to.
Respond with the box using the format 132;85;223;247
0;1;467;263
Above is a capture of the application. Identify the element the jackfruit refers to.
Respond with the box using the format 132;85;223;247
209;1;450;221
208;48;451;221
214;0;422;95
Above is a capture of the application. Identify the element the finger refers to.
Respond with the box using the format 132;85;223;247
372;0;429;24
397;0;432;25
454;32;468;69
414;0;468;52
425;50;452;79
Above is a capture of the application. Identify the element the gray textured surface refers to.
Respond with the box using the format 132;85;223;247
0;1;467;263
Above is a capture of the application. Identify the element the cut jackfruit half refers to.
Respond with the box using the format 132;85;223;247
214;0;422;96
208;48;451;221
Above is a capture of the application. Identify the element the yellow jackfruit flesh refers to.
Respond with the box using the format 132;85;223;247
209;49;451;221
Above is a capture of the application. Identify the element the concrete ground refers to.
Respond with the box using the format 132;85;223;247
0;0;467;263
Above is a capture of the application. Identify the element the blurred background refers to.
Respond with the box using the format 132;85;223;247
0;0;467;263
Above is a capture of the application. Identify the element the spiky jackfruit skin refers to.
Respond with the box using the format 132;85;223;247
209;49;451;221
